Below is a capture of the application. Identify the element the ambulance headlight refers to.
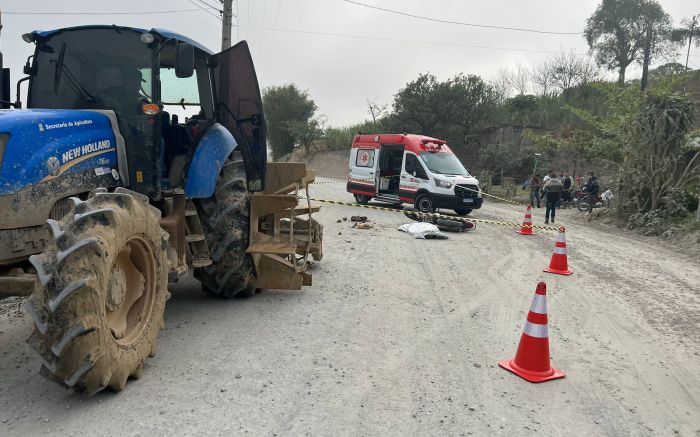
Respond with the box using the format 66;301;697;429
434;178;452;189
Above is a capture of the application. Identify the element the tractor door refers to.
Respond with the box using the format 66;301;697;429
211;41;266;191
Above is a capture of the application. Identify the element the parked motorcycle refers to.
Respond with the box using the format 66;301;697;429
577;188;613;211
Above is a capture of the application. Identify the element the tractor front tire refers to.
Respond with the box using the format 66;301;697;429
194;154;257;298
25;188;169;395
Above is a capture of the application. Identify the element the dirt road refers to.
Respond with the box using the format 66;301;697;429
1;179;699;436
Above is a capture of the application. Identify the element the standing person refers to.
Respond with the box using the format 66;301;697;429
562;172;573;205
582;172;600;222
541;172;552;206
529;174;542;208
543;172;563;224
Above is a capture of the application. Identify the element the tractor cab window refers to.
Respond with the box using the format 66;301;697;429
159;68;201;120
157;46;214;125
157;50;214;187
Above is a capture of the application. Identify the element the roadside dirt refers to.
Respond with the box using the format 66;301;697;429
0;179;698;436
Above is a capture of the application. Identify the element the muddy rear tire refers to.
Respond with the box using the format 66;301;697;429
194;153;257;298
25;188;169;395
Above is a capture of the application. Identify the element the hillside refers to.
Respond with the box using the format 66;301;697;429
280;149;350;179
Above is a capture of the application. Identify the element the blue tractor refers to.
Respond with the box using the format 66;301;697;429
0;26;322;394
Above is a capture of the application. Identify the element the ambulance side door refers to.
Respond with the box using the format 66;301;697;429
349;146;378;195
401;152;427;200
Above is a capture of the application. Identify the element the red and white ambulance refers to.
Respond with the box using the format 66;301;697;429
346;134;483;215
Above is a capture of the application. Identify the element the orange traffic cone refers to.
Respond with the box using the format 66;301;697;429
543;227;572;275
499;282;565;383
517;205;534;235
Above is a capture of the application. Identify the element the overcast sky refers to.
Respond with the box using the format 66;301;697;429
1;0;699;125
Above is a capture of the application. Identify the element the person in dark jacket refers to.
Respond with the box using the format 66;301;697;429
529;175;542;208
543;172;563;224
562;172;573;203
583;173;600;221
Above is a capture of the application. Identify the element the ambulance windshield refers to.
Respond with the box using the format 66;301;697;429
419;152;469;176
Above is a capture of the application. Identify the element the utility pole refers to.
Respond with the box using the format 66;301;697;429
221;0;233;51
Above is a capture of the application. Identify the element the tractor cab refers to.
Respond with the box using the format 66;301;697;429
21;25;266;198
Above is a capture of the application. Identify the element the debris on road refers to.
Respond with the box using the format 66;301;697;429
352;222;373;229
398;223;448;239
350;216;368;222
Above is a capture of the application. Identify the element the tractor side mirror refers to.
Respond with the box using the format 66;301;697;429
175;43;194;78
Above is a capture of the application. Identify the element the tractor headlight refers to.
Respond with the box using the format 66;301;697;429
434;178;452;189
140;33;155;44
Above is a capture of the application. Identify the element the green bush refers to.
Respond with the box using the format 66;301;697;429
323;120;383;150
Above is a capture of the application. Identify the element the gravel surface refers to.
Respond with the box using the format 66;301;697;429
0;179;699;436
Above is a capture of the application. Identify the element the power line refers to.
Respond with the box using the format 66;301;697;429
262;0;284;78
192;0;222;12
186;0;223;21
258;0;269;55
342;0;582;36
3;8;209;15
235;24;576;55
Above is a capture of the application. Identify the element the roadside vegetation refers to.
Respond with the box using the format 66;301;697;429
262;0;700;236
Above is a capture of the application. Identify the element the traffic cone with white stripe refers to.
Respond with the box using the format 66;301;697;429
499;282;565;383
517;205;534;235
543;227;572;275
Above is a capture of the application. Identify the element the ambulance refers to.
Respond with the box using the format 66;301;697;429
346;134;483;215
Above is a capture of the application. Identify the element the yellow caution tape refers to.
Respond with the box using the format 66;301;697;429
458;186;526;207
313;177;527;206
300;196;562;232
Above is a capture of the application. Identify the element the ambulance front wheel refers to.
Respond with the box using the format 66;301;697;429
415;193;434;213
453;207;472;215
354;194;370;205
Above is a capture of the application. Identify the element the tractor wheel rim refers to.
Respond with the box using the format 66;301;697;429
106;237;156;347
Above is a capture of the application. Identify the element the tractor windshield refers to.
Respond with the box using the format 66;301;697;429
28;28;153;117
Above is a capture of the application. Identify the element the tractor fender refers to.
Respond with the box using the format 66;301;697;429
185;123;237;198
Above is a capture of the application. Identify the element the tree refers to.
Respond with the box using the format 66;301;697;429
504;95;540;127
673;15;700;69
286;117;323;154
531;61;555;97
366;99;387;123
637;1;676;91
584;0;648;85
633;94;698;209
650;62;690;77
549;49;600;92
492;67;513;102
386;73;500;156
509;63;531;95
262;84;317;159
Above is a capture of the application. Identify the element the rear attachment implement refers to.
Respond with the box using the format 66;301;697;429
248;163;323;290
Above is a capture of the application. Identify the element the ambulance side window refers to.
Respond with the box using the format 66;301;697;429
405;154;428;180
355;149;375;167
